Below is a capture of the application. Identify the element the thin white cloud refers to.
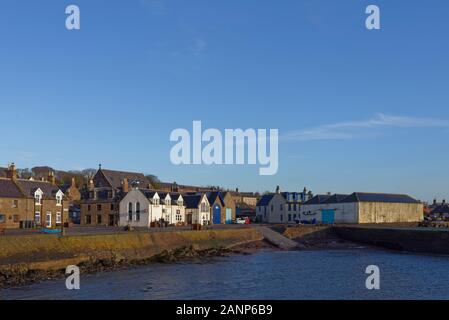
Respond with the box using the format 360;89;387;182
282;113;449;142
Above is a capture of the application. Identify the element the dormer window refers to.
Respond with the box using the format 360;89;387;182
178;200;183;207
56;190;63;206
35;191;42;205
166;199;171;206
153;198;159;206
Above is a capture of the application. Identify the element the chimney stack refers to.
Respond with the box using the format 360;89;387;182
276;186;280;194
443;199;446;205
88;179;94;191
122;179;129;193
48;171;56;185
6;163;17;180
433;199;437;205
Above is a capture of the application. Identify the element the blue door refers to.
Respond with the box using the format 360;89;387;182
321;209;335;224
213;205;221;224
225;208;232;224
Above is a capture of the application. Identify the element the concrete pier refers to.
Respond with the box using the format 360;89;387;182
334;225;449;255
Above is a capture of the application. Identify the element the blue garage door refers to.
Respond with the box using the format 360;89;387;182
225;208;232;224
213;205;221;224
321;209;335;224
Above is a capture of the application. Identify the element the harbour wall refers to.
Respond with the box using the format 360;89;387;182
334;225;449;255
0;228;263;270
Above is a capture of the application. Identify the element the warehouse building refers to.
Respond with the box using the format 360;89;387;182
300;192;423;224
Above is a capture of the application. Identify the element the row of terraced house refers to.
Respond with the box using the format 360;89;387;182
0;163;262;230
79;166;238;228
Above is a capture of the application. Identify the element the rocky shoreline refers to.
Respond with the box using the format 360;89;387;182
0;240;275;290
0;227;369;291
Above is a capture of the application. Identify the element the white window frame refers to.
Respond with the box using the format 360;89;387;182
35;194;42;205
56;212;62;224
35;211;41;224
46;211;52;228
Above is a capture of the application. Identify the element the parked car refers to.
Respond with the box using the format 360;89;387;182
236;217;251;224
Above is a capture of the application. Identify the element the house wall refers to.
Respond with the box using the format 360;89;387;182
186;196;211;225
0;197;29;229
0;197;69;229
223;192;236;223
80;201;117;226
210;200;223;225
300;203;358;223
264;194;287;223
285;203;301;223
119;189;151;227
358;202;423;223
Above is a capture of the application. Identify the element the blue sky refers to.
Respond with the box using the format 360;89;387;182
0;0;448;201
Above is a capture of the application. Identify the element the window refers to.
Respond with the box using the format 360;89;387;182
56;195;62;206
153;198;159;206
201;203;208;212
97;215;102;224
288;214;292;221
35;212;41;224
128;202;133;221
178;200;183;206
35;194;42;205
271;205;274;211
88;205;91;211
176;210;182;222
85;215;92;224
280;214;283;222
280;204;283;210
108;191;113;199
13;215;19;223
0;214;5;223
56;212;62;224
288;204;292;211
294;204;297;211
12;200;18;208
110;204;114;210
97;204;102;211
166;199;171;206
136;212;140;222
136;202;141;213
46;212;52;228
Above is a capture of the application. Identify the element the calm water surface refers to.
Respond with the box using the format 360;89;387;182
2;248;449;300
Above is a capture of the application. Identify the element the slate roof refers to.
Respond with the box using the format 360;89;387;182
0;178;24;198
322;194;350;204
100;169;151;190
183;194;204;209
169;192;182;200
340;192;420;204
206;191;225;206
257;194;275;206
431;205;449;214
139;189;158;199
303;194;332;205
15;179;61;199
